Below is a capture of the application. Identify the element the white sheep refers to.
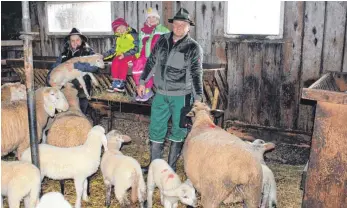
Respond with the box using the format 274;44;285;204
1;160;41;208
20;125;108;208
247;139;277;208
147;159;197;208
100;130;146;208
1;82;27;102
183;101;263;208
1;87;69;159
48;54;104;99
43;83;93;196
36;192;72;208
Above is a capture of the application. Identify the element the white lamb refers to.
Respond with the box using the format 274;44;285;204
20;125;107;208
36;192;72;208
248;139;277;208
1;160;41;208
147;159;197;208
100;130;146;208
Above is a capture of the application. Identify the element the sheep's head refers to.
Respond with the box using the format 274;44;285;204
163;179;197;207
43;87;69;117
92;54;105;69
1;82;27;102
90;125;108;150
246;139;275;164
105;130;132;151
186;101;223;123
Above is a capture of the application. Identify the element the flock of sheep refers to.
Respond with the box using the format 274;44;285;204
1;54;278;208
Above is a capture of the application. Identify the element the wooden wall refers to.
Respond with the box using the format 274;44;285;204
28;1;347;133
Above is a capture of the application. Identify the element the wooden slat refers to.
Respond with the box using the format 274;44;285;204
259;43;281;127
162;1;173;30
137;2;149;31
180;1;197;39
1;40;23;47
282;1;304;130
302;88;347;105
211;87;219;110
322;2;347;72
124;1;138;31
297;2;326;133
302;1;325;82
227;42;244;120
196;1;212;63
111;1;125;20
214;70;227;106
243;43;263;125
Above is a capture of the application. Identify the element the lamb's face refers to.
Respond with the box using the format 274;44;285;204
177;183;198;207
93;54;105;69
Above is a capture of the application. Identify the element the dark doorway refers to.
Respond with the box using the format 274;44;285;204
1;1;22;40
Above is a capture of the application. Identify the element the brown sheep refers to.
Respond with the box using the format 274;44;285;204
1;87;69;159
48;54;104;100
183;101;263;208
45;83;92;147
1;82;27;102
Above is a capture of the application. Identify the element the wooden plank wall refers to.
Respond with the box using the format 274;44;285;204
28;1;347;133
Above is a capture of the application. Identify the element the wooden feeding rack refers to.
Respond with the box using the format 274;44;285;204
3;58;227;128
301;71;347;208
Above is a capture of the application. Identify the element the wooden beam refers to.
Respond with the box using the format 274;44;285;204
1;40;24;47
302;88;347;104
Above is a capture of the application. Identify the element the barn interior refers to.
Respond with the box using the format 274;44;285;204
1;1;347;208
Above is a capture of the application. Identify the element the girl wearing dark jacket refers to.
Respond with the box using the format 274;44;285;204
47;27;99;114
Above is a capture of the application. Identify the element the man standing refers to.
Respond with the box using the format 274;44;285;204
137;8;203;173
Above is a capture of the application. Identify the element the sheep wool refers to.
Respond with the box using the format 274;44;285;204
101;130;146;208
1;160;41;208
20;125;107;208
36;192;72;208
183;101;263;208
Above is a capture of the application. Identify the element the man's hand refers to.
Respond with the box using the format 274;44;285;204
137;85;145;97
118;54;124;60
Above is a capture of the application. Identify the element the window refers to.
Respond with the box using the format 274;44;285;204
225;1;284;39
46;1;112;35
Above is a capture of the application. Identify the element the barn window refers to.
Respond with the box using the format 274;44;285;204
225;1;284;39
46;1;112;35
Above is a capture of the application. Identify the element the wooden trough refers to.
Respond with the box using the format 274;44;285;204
2;58;227;128
301;71;347;208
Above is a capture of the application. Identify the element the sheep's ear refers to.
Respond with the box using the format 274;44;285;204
162;189;178;197
121;135;132;142
186;109;195;117
101;134;108;151
264;142;275;151
43;90;57;117
184;179;194;187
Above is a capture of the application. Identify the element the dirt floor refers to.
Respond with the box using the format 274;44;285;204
2;113;306;208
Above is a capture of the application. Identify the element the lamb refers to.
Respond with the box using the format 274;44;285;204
1;82;27;102
246;139;277;208
183;101;263;208
147;159;197;208
20;125;108;208
36;192;72;208
1;87;69;159
100;130;146;208
48;54;105;99
1;160;41;208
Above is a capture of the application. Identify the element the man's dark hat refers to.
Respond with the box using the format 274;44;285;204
64;28;88;42
168;8;195;26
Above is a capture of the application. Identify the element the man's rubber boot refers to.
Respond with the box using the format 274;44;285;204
141;141;164;174
168;141;184;172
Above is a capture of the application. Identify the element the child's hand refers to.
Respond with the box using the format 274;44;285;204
118;54;124;60
137;85;145;97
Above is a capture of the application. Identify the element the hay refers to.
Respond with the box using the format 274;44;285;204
2;114;304;208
